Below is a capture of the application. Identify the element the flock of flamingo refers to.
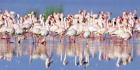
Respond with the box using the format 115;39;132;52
0;10;140;69
0;10;140;41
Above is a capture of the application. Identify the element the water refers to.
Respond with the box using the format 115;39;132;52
0;32;140;70
0;0;140;70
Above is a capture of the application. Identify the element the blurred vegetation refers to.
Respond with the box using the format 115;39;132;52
44;6;63;20
25;9;39;17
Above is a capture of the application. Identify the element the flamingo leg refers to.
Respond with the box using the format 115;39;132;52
63;52;67;65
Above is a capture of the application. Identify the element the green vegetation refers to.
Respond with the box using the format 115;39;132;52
44;6;63;20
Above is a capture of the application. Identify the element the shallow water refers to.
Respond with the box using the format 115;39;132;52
0;32;140;70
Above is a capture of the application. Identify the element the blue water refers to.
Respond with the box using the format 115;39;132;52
0;34;139;70
0;0;140;70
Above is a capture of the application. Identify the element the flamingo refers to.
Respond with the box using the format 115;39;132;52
56;43;65;61
30;23;41;35
0;17;4;26
13;23;23;35
45;57;52;69
3;45;14;61
13;23;25;44
109;44;133;67
62;44;75;66
29;43;52;68
134;19;140;32
66;28;77;36
63;51;68;65
66;28;77;43
5;27;14;35
74;43;84;66
83;31;90;38
82;43;90;66
110;27;132;40
39;26;49;36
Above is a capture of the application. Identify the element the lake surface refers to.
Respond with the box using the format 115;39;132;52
0;0;140;70
0;32;140;70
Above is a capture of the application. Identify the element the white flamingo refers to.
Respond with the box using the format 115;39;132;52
83;31;91;38
110;28;132;40
74;44;83;66
39;26;49;36
134;19;140;32
13;23;23;35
